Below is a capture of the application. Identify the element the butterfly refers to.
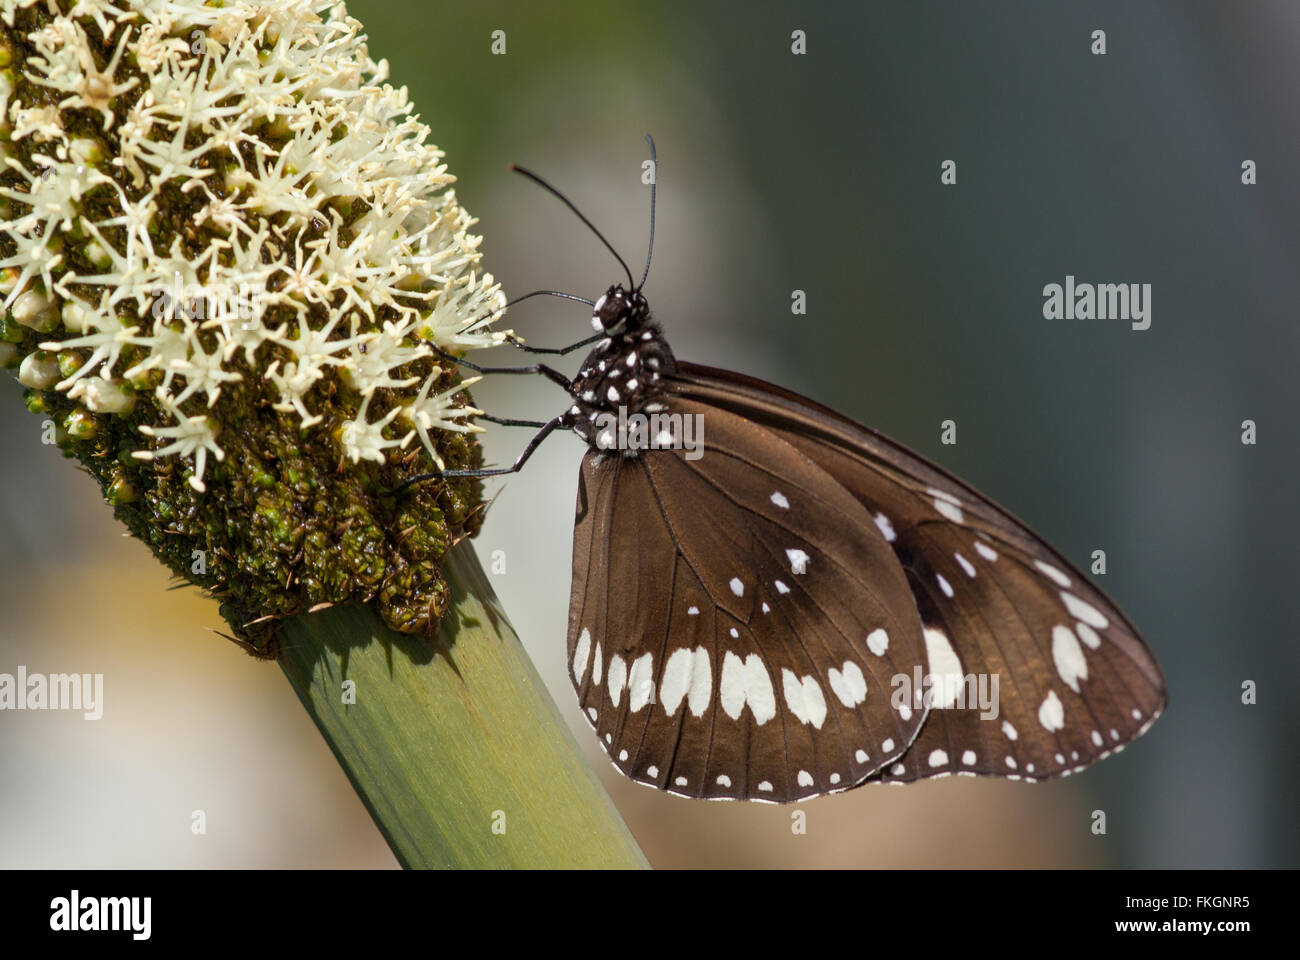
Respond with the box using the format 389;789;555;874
412;137;1167;803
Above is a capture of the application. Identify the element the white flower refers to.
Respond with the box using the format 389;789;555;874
402;372;484;470
132;413;224;492
341;391;413;465
2;0;506;487
21;16;139;130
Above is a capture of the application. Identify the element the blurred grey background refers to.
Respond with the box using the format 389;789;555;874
1;1;1295;867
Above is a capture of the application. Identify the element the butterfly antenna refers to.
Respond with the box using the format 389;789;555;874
454;289;596;338
639;134;657;290
510;163;636;290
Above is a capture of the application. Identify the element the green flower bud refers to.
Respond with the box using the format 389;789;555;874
57;351;84;380
106;471;138;505
63;408;98;440
22;388;49;415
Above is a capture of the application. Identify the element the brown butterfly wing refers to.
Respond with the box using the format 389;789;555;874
667;362;1166;784
566;398;929;801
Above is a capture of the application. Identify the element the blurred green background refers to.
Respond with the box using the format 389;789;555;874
1;1;1295;867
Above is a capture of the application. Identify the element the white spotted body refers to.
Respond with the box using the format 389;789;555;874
568;285;676;452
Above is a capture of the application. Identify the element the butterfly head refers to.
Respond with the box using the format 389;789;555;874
591;284;649;335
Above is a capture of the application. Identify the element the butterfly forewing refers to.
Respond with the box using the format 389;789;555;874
666;362;1166;786
566;398;931;801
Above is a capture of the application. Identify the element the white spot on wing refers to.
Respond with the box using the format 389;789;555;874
1062;591;1109;629
975;541;999;562
687;605;700;615
628;652;654;712
786;548;810;574
721;652;775;724
647;765;659;778
881;738;895;753
660;648;692;715
874;513;896;542
1038;690;1065;732
961;750;976;765
866;628;889;656
688;646;711;717
607;654;627;707
827;661;868;707
782;669;827;728
720;652;746;721
855;749;869;763
716;774;731;787
758;781;773;793
770;491;789;509
928;487;964;523
1002;720;1018;741
593;644;603;686
936;572;954;598
797;770;814;787
928;749;949;768
729;577;744;597
1076;622;1102;649
573;628;591;684
1035;560;1072;587
1051;623;1088;692
923;628;964;708
955;552;976;578
774;580;790;595
744;655;776;724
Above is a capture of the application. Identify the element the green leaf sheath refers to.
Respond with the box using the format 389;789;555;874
279;541;649;869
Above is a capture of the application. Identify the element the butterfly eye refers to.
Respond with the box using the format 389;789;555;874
593;286;631;333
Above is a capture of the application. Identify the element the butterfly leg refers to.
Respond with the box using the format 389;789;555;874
389;415;569;490
478;413;551;428
501;333;602;356
426;345;573;391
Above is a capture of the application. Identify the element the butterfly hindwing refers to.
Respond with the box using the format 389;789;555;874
667;362;1167;786
566;398;931;801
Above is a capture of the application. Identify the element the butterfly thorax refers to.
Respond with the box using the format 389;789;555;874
568;284;677;451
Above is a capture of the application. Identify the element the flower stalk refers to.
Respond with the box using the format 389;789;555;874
281;541;648;869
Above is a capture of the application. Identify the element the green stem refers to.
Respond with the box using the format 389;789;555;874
278;541;648;869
